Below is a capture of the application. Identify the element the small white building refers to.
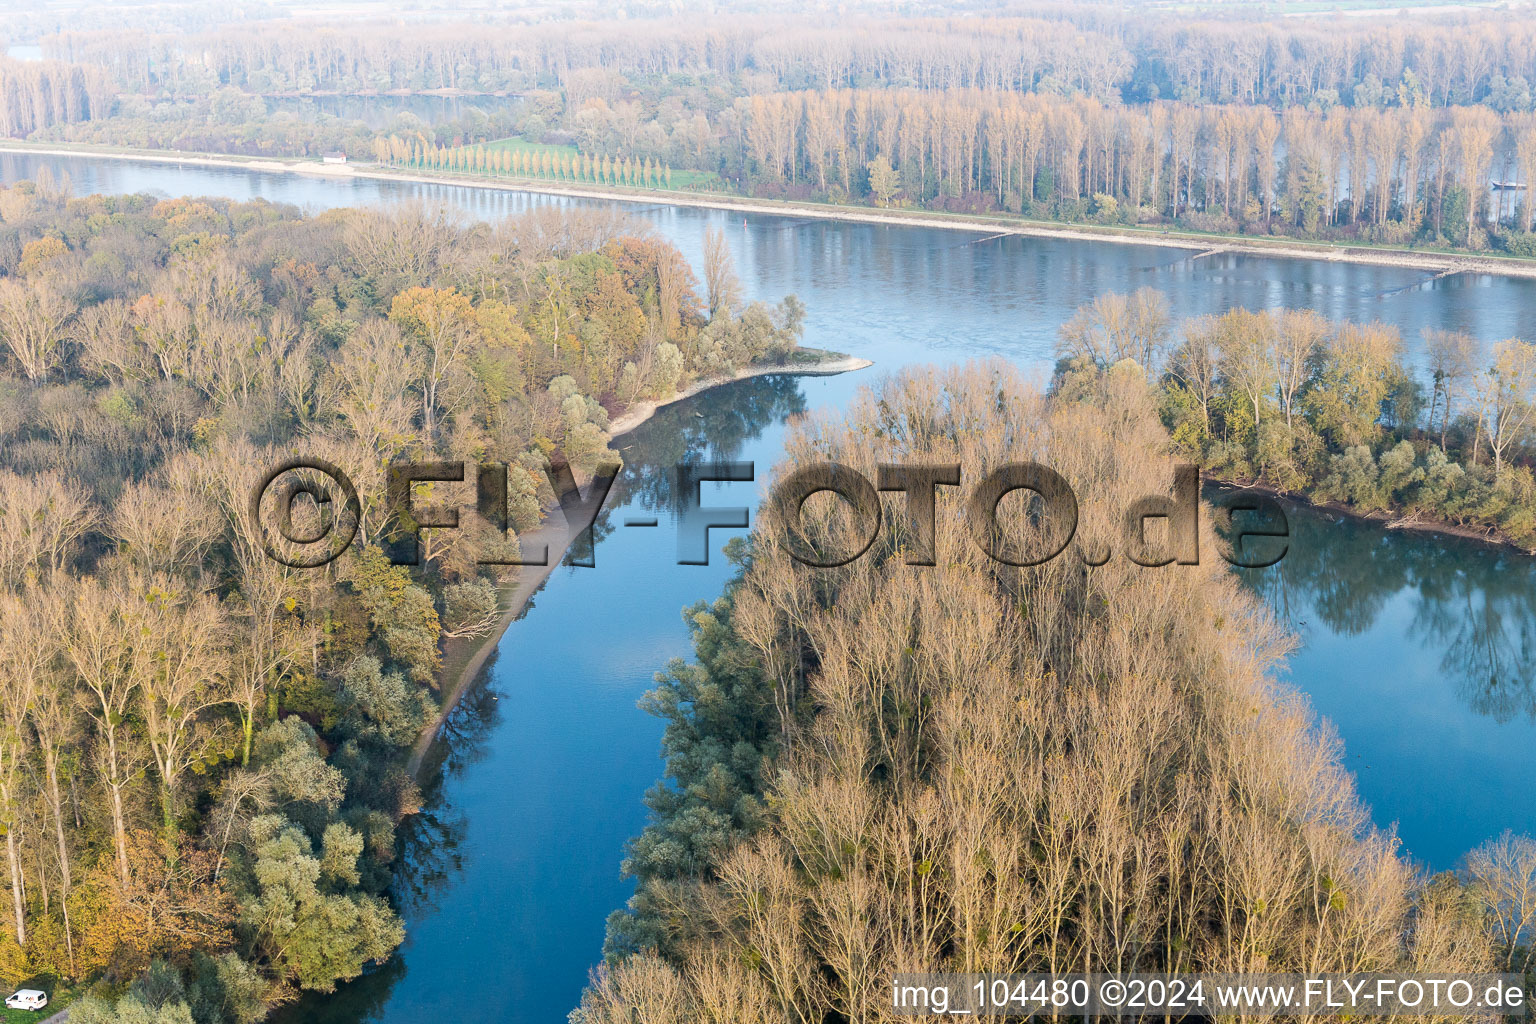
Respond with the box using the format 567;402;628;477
322;152;348;165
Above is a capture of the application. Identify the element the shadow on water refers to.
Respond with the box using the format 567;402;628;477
396;673;506;914
1239;501;1536;725
1228;495;1536;869
570;374;806;559
270;657;506;1024
269;956;406;1024
606;373;808;517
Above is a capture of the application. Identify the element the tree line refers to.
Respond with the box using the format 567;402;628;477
580;362;1536;1023
37;79;1536;255
703;89;1533;249
360;88;1536;254
38;9;1536;112
373;138;675;190
0;179;801;1021
0;55;113;137
25;9;1536;255
1049;287;1536;548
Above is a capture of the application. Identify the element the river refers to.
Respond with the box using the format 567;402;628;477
1;152;1532;1024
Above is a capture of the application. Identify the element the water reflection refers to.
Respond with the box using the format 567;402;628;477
1235;499;1536;868
397;676;505;915
275;956;405;1024
7;149;1536;1005
271;654;505;1024
1243;501;1536;725
1426;581;1536;725
606;374;807;518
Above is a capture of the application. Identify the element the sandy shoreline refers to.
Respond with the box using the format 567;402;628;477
404;353;872;778
7;142;1536;280
606;353;872;434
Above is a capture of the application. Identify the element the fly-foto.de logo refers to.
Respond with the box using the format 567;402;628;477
250;459;1289;570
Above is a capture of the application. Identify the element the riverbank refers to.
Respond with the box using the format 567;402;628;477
7;141;1536;280
405;350;873;779
1204;474;1532;553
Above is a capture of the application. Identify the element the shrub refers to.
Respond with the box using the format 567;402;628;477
1318;445;1386;510
1497;229;1536;258
1182;210;1237;234
1377;440;1425;503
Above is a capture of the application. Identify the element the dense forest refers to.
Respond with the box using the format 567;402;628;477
1046;286;1536;547
357;90;1536;253
4;6;1536;1023
38;10;1536;110
0;179;802;1021
580;361;1536;1023
19;8;1536;253
0;56;114;137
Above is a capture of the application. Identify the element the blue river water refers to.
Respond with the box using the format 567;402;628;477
1;152;1533;1022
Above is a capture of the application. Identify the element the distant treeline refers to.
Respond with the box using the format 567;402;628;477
719;90;1532;249
34;10;1536;111
0;55;114;136
24;8;1536;254
371;90;1536;253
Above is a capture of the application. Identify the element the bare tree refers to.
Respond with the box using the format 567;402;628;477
1058;288;1170;372
344;202;459;287
702;225;741;321
0;470;98;589
0;279;75;382
26;587;80;971
1424;328;1482;450
1169;316;1220;437
111;469;221;579
1465;832;1536;974
1475;338;1536;472
131;575;230;844
1449;106;1500;245
1273;309;1330;429
64;576;146;885
225;554;306;767
1217;309;1278;436
0;592;41;946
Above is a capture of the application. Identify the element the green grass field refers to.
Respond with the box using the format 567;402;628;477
0;1007;51;1023
475;137;720;189
484;137;580;160
656;167;720;189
